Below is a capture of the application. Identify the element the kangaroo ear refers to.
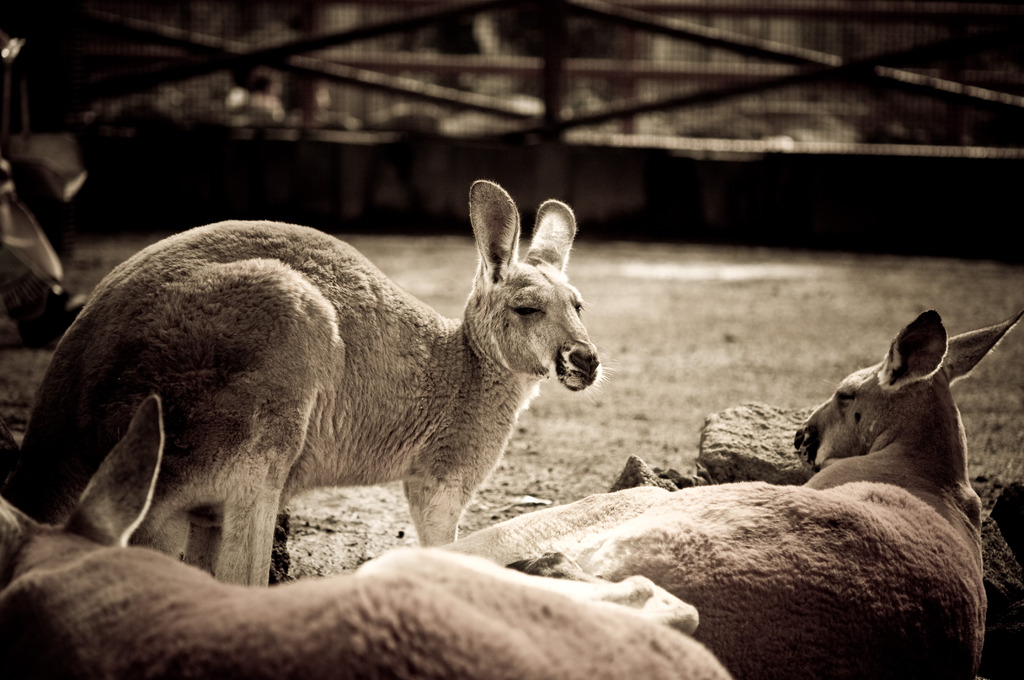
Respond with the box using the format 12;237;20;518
944;309;1024;383
877;310;947;389
526;199;577;272
65;395;164;547
469;180;520;284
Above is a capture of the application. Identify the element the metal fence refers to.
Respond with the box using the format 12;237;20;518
71;0;1024;157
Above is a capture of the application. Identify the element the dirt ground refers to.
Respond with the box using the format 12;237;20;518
2;227;1023;579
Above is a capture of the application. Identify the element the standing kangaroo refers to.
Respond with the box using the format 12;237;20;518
2;180;601;585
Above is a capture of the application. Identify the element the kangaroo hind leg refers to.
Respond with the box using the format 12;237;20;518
184;504;222;574
208;480;283;586
404;474;471;546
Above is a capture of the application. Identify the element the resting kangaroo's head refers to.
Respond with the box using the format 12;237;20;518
795;309;1023;471
465;180;600;392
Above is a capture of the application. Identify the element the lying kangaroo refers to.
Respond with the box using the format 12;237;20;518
2;180;601;585
448;310;1021;680
0;395;729;680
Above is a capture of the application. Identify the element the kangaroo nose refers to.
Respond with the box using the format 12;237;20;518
794;425;820;466
570;346;599;380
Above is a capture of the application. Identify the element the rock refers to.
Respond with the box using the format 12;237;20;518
609;455;712;492
982;515;1024;622
652;463;714;489
980;485;1024;679
992;482;1024;566
698;402;815;485
979;599;1024;680
609;455;677;492
613;403;816;491
270;511;291;584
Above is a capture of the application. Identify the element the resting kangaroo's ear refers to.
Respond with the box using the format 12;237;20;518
469;180;521;284
65;395;164;547
944;309;1024;383
526;199;577;272
878;310;947;389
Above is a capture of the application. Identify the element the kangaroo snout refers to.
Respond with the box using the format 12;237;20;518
571;346;599;376
557;342;601;391
794;422;821;467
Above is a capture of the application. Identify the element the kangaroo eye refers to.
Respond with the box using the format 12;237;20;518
837;391;856;402
514;307;541;316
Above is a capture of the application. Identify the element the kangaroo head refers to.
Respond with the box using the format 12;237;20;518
795;310;1023;473
464;180;600;392
1;395;165;588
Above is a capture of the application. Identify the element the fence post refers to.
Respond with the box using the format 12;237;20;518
298;1;321;130
541;0;567;139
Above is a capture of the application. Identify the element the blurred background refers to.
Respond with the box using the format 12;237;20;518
3;0;1023;260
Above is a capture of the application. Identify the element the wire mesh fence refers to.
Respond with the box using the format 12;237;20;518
60;1;1024;156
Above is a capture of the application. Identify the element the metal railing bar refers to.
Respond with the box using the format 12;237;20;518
78;39;1024;91
502;25;1024;138
313;0;1024;21
568;0;845;67
581;1;1024;21
79;0;527;100
80;7;536;119
283;55;540;118
567;130;1024;159
79;7;244;56
569;0;1024;69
